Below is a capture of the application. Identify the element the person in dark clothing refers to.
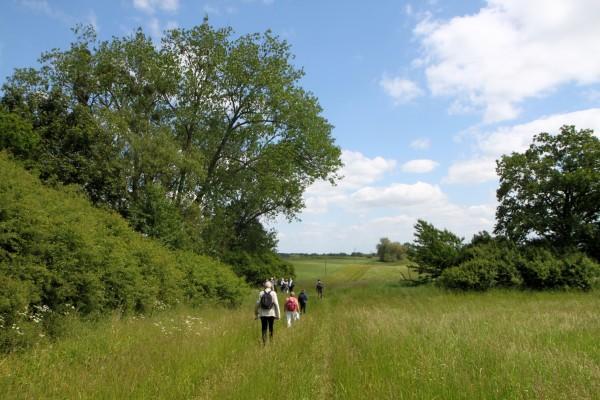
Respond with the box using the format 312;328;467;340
298;289;308;314
316;279;324;299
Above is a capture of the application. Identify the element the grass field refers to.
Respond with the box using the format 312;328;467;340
1;257;599;399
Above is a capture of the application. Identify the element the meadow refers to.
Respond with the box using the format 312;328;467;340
1;257;598;399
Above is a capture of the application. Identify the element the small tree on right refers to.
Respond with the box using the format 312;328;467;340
495;125;600;260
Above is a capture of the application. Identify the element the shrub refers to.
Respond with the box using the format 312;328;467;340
519;248;600;290
0;153;246;351
224;250;295;285
560;253;599;290
439;258;498;291
461;239;523;288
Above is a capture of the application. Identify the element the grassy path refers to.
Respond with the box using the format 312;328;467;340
1;257;599;399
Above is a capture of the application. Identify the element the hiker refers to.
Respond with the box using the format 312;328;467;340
316;279;324;299
270;277;277;292
255;281;280;345
298;289;308;314
289;277;295;293
282;278;289;293
284;292;300;328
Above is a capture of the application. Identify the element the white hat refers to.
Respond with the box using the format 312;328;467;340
264;281;272;289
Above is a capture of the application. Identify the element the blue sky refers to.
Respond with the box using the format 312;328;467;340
2;0;600;253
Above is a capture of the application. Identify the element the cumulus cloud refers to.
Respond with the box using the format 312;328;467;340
352;182;445;207
409;138;431;149
401;159;439;173
274;196;496;253
302;150;396;214
133;0;179;13
415;0;600;122
443;157;497;184
380;76;424;104
444;108;600;184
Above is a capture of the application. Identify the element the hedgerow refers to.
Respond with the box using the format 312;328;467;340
0;153;246;351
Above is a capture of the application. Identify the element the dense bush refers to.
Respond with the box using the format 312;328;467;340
223;250;295;285
0;153;246;351
519;248;599;290
411;224;600;291
439;258;498;291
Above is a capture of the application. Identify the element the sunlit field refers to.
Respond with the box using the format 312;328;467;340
1;257;598;399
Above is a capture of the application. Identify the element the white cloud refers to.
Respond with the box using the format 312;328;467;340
20;0;74;25
401;159;439;173
352;182;445;207
380;76;424;104
443;157;497;184
274;196;496;253
444;108;600;184
133;0;179;14
302;150;396;214
415;0;600;122
476;108;600;157
409;138;431;149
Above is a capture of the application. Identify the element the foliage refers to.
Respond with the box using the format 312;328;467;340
519;247;599;290
411;224;600;291
438;258;498;291
495;125;600;260
223;251;295;285
0;22;342;278
0;108;39;159
375;237;407;262
407;220;464;278
0;154;246;351
439;235;522;290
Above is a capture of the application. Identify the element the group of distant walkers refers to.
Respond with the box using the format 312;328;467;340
254;278;325;345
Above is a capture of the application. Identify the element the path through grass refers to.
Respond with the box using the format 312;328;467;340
1;257;598;399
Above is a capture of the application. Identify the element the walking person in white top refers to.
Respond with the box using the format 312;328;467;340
254;281;280;345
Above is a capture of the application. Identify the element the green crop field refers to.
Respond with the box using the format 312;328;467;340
1;257;599;399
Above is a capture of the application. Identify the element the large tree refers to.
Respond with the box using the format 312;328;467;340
1;22;342;263
495;125;600;259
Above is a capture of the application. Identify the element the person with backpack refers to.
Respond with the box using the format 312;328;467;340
255;281;280;345
288;277;295;293
298;289;308;314
284;292;300;328
316;279;324;299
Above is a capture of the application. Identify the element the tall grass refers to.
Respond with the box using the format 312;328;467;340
1;257;598;399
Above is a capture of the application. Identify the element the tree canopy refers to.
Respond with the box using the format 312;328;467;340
407;219;464;278
495;125;600;259
1;22;342;276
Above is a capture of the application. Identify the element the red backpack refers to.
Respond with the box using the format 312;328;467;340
285;297;297;312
